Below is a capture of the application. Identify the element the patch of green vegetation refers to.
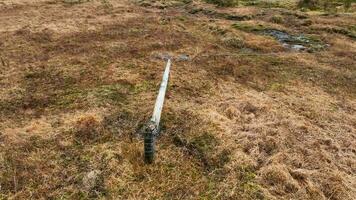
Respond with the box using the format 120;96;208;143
224;13;253;20
92;84;129;105
271;15;284;24
137;0;192;8
182;0;193;3
191;132;218;153
298;0;355;12
242;0;277;7
228;56;294;91
176;15;188;22
349;25;356;32
54;82;133;109
0;136;62;198
240;0;292;8
282;10;309;19
204;0;239;7
298;0;319;10
15;67;82;111
133;80;155;93
101;0;113;9
232;53;356;96
24;67;77;89
235;166;264;199
301;19;313;26
173;132;225;170
122;63;136;69
268;82;285;92
55;88;88;109
232;22;268;32
202;165;264;199
316;26;356;39
189;7;252;21
21;61;141;110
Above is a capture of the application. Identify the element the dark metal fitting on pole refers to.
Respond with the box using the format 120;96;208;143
144;121;158;164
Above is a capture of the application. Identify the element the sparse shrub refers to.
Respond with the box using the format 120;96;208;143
205;0;239;7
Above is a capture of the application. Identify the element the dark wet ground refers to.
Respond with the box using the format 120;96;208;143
262;29;328;52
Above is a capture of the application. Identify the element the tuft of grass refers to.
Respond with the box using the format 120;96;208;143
222;36;245;49
55;88;88;109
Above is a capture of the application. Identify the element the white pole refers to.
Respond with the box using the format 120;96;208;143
151;59;171;127
144;59;171;163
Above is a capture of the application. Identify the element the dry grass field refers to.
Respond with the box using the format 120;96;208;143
0;0;355;199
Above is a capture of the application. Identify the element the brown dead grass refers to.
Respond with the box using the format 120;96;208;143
0;0;355;199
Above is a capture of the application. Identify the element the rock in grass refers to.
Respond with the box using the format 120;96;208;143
176;54;190;61
291;44;306;51
153;52;172;61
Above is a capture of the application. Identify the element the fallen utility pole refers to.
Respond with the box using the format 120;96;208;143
144;59;171;164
